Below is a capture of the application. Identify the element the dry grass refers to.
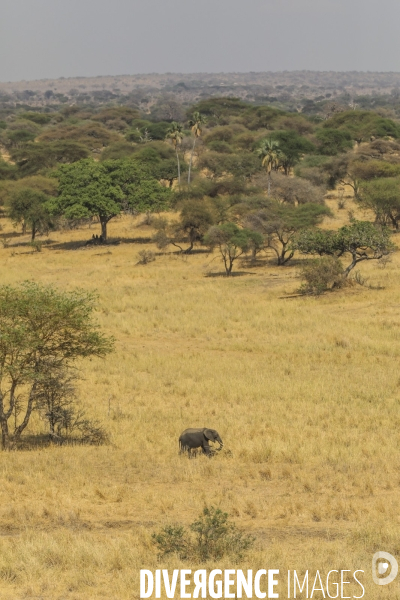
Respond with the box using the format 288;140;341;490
0;204;399;598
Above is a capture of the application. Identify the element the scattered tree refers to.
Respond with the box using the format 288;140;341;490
358;178;400;229
0;282;113;449
52;159;170;240
7;188;54;241
188;112;207;184
1;175;58;238
154;201;214;253
204;222;263;275
166;122;184;185
293;220;395;276
273;130;315;174
247;202;330;265
256;139;281;195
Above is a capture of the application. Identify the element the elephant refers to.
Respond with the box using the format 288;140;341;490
179;428;223;458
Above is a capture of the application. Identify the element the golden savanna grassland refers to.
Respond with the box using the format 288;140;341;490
0;198;399;600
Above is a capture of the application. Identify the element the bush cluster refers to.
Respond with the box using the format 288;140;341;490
298;256;344;295
152;506;254;562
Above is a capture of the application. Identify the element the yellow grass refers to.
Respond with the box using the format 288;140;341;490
0;206;399;599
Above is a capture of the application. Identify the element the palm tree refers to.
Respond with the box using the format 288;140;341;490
188;112;207;184
257;139;281;196
165;122;184;185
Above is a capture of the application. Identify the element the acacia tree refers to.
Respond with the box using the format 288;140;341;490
166;122;184;185
293;220;395;276
0;282;113;449
153;201;214;254
204;223;263;276
1;175;58;239
246;202;330;265
358;178;400;230
10;141;90;176
188;112;207;184
273;130;315;175
7;188;54;241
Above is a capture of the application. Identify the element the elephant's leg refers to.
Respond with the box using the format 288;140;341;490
202;444;212;457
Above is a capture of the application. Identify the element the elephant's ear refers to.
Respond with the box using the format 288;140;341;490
204;429;215;442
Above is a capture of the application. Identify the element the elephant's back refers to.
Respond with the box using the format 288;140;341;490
179;428;204;437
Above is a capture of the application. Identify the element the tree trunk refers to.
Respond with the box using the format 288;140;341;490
389;214;399;231
31;225;36;241
267;174;271;197
176;149;181;185
184;240;194;254
13;384;37;440
188;138;197;184
278;248;294;265
343;253;359;277
0;418;9;450
0;387;15;450
99;217;108;242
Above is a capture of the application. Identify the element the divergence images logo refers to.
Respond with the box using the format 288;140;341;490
372;552;398;586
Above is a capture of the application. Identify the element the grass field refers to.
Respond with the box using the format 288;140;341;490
0;202;399;599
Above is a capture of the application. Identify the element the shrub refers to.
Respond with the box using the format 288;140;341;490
29;240;43;252
299;256;344;295
152;506;254;562
36;365;109;445
137;250;155;265
190;506;254;561
152;525;188;559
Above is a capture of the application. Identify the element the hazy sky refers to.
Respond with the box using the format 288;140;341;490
2;0;400;82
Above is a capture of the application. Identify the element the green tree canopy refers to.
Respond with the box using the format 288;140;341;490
293;220;395;276
153;200;214;254
0;282;113;449
10;141;90;175
1;175;58;239
322;110;400;143
7;188;53;241
52;159;170;240
273;130;315;174
204;222;263;275
256;138;281;195
359;177;400;229
315;128;353;155
246;201;330;265
188;112;207;184
37;122;120;150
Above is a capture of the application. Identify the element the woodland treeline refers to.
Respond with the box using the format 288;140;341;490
3;71;400;117
0;96;399;278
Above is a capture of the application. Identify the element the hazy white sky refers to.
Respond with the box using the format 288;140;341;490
1;0;400;82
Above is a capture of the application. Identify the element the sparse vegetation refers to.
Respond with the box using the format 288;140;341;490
0;282;113;449
0;81;400;599
152;506;254;561
298;256;344;295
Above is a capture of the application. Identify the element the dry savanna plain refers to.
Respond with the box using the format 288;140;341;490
0;197;399;600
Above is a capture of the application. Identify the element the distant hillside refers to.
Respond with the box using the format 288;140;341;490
1;72;400;117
